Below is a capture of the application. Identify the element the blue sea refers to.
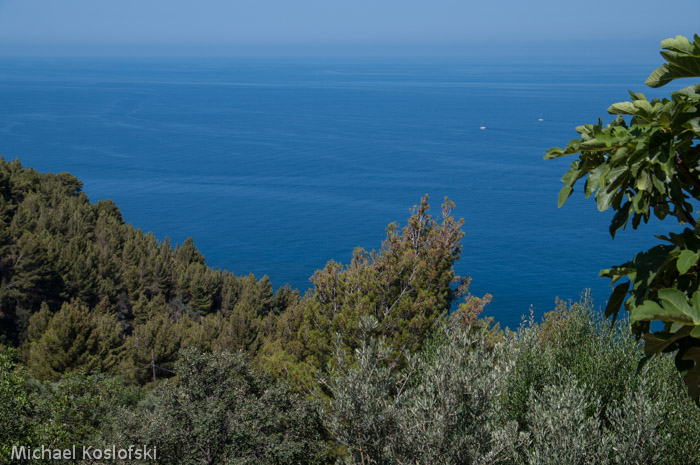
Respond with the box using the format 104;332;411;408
0;57;672;329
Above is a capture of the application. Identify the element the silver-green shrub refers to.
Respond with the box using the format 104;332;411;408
327;317;523;465
506;292;700;464
525;376;610;465
606;379;663;465
328;294;700;465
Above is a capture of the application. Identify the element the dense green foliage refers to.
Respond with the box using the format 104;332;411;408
0;347;35;461
0;346;143;464
0;158;488;393
0;158;291;384
326;317;521;464
4;35;700;462
1;344;330;464
0;157;497;463
327;295;700;464
5;294;697;464
546;35;700;399
259;196;485;391
113;348;333;465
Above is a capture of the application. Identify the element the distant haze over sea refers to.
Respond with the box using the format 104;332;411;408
0;56;673;328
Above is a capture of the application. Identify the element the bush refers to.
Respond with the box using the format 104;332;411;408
503;292;642;429
326;317;523;465
525;377;610;465
112;347;333;465
505;292;700;464
0;346;38;463
328;294;700;464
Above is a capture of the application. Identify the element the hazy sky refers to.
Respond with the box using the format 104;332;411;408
0;0;698;56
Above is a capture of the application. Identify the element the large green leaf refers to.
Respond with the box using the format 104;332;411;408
557;186;573;208
630;300;678;323
662;36;697;55
608;101;637;115
596;185;617;212
646;35;700;88
604;281;629;322
609;203;631;238
544;147;565;160
585;164;606;198
630;289;700;325
635;171;652;191
677;249;699;274
658;288;700;324
642;326;691;354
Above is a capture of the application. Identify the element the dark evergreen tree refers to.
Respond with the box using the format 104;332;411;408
26;299;123;380
0;158;274;358
259;196;489;391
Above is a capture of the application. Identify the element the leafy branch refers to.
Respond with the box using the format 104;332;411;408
546;35;700;400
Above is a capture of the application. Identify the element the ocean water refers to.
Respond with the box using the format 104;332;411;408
0;57;671;329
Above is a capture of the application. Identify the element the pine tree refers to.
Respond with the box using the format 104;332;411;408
261;196;487;390
123;312;189;385
27;299;123;380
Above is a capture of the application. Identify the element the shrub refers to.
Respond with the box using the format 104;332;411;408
326;317;523;465
505;292;700;464
112;347;333;465
328;294;700;464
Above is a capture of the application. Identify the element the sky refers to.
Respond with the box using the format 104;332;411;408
0;0;697;57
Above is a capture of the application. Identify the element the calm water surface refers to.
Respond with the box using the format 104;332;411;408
0;57;671;328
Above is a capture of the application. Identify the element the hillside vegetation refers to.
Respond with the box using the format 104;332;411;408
3;35;700;464
2;158;699;464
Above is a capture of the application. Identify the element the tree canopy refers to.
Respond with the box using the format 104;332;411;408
546;35;700;400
